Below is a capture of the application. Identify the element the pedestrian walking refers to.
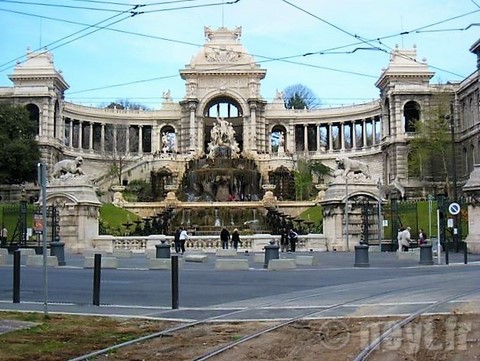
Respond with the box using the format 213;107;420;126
231;228;241;250
179;226;188;254
397;226;411;251
220;227;230;249
174;227;181;253
280;228;289;252
288;229;298;252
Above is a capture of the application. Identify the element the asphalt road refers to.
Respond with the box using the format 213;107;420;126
0;251;479;321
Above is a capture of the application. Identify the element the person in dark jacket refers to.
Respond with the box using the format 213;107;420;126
231;228;241;250
288;229;298;252
280;228;289;252
174;227;181;253
220;227;230;249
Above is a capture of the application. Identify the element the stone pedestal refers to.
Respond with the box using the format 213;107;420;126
463;164;480;254
320;177;383;252
47;178;101;253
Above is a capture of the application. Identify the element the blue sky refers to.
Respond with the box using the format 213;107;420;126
1;0;479;109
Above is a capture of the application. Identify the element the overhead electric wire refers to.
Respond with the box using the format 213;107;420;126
0;0;130;13
0;0;476;97
281;0;479;78
0;0;236;73
0;7;139;72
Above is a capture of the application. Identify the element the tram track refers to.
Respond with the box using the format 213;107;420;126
68;277;449;361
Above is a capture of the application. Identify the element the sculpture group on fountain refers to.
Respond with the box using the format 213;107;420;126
207;116;240;160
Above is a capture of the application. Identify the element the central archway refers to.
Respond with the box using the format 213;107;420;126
203;96;244;153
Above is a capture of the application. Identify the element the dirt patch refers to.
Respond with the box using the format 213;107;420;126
92;314;480;361
1;312;479;360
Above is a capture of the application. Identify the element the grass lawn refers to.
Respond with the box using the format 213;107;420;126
0;311;170;361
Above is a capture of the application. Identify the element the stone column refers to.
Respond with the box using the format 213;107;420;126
328;123;333;151
340;122;345;150
303;124;308;152
138;125;143;154
189;102;197;153
316;124;321;152
372;119;376;145
126;126;130;153
69;120;73;148
249;102;257;153
352;122;357;149
78;121;83;150
100;123;105;152
362;119;367;148
89;123;93;151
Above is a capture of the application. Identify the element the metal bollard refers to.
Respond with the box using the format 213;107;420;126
156;241;171;259
13;250;20;303
171;255;179;309
354;244;370;267
419;244;434;265
92;254;102;306
264;240;280;269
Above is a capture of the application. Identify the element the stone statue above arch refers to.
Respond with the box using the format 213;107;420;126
335;157;371;180
51;156;85;180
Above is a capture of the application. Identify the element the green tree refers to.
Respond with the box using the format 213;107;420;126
294;159;312;201
104;99;149;111
283;84;321;109
294;160;331;200
408;93;453;196
0;103;41;184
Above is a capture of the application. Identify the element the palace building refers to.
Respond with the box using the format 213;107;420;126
1;27;479;201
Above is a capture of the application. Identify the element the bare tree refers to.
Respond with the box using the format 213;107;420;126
283;84;321;109
103;99;150;111
104;124;139;185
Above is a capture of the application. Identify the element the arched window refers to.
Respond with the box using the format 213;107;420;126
160;125;176;153
204;97;242;118
271;125;286;154
25;103;40;135
203;96;244;153
403;101;420;133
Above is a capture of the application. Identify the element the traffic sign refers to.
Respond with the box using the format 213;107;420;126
448;202;461;216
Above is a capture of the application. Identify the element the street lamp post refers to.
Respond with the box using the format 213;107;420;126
345;176;349;251
448;108;459;254
377;178;382;248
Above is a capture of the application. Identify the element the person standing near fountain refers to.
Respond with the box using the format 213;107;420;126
231;228;241;250
179;226;188;254
174;227;182;254
220;227;230;249
288;229;298;253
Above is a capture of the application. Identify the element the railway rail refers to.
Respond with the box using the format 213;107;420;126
65;277;480;361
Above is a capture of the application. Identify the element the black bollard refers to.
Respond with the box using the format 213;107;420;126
13;250;20;303
354;244;370;267
264;240;280;269
171;255;179;309
419;244;434;265
92;254;102;306
156;241;171;259
50;242;66;266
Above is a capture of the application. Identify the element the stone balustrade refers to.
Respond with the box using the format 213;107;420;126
89;233;327;254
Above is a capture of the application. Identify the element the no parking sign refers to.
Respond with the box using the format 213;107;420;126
448;202;461;216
